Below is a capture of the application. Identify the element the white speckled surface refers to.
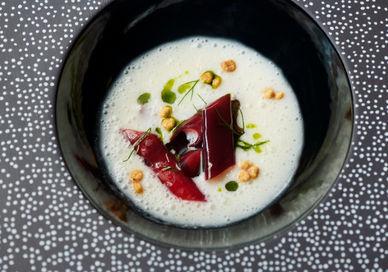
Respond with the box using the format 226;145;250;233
0;0;387;271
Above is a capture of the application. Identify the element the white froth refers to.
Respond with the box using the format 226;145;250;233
100;36;304;227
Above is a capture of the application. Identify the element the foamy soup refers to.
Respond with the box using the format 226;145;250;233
100;37;303;227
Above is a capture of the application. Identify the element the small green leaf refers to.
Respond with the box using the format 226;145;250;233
161;79;176;104
217;186;222;192
155;127;163;141
246;123;256;129
225;181;239;192
237;139;269;152
137;92;151;105
178;81;195;94
178;80;199;105
253;133;262;140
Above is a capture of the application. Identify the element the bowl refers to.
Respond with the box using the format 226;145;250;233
56;0;353;249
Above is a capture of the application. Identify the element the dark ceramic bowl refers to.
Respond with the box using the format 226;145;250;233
56;0;353;248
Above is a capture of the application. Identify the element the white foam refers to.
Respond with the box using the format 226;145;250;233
100;36;304;227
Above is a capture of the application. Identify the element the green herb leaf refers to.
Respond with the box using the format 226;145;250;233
246;123;256;129
236;139;252;150
137;92;151;105
236;139;269;152
253;133;262;140
178;84;191;94
155;127;163;141
161;79;176;104
178;80;199;105
253;140;269;147
225;181;239;192
178;81;196;94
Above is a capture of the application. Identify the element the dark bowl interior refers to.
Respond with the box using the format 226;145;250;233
56;0;353;248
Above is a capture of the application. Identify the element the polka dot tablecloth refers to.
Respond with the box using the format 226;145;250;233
0;0;387;271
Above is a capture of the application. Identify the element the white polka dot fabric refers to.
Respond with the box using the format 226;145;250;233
0;0;387;271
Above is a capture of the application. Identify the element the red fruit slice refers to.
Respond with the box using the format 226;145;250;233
121;129;206;202
179;149;202;177
202;94;235;179
167;112;203;154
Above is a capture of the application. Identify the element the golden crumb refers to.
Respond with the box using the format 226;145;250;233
238;160;260;182
161;117;177;131
159;105;173;118
133;182;144;194
238;170;251;182
247;165;260;179
221;59;237;72
239;160;252;170
263;88;276;99
130;169;144;183
200;71;215;84
275;91;285;100
211;75;222;89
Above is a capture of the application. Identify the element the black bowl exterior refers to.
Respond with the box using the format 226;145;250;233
56;0;352;248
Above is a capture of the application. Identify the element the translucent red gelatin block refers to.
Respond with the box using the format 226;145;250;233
121;129;205;201
202;94;235;179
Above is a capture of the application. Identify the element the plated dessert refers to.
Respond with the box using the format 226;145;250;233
100;37;303;227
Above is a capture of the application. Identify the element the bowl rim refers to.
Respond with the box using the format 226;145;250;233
54;0;355;250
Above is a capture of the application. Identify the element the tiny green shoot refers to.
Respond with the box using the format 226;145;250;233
137;92;151;105
236;139;269;153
